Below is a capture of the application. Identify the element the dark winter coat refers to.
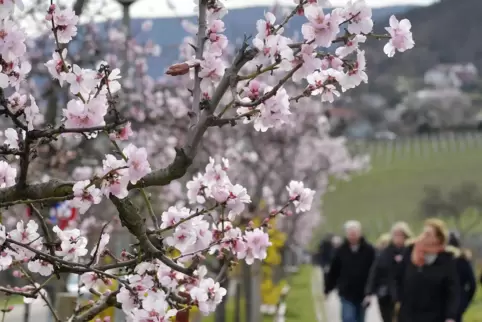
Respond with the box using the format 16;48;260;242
396;245;460;322
317;239;336;268
324;237;376;304
365;243;405;301
451;249;476;321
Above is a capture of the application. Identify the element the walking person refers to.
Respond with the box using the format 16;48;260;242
365;222;413;322
447;232;476;322
324;220;376;322
396;218;459;322
375;233;391;253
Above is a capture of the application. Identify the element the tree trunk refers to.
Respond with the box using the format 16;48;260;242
243;262;262;322
23;304;30;322
234;279;242;322
214;277;229;322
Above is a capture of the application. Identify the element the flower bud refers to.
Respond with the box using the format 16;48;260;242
166;63;190;76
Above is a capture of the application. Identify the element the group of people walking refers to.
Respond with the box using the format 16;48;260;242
314;219;477;322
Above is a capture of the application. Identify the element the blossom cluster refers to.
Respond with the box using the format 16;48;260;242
0;0;415;320
185;0;414;131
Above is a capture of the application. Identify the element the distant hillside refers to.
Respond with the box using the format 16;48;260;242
122;5;415;77
363;0;482;93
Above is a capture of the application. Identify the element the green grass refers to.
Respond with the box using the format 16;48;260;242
202;266;316;322
465;285;482;322
0;295;23;307
319;134;482;240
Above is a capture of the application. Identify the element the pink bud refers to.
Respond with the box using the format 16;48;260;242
88;300;95;305
49;4;56;11
105;279;112;286
45;14;52;20
12;270;21;278
248;221;254;227
104;317;111;322
95;319;101;322
165;63;190;76
285;210;293;217
263;218;270;224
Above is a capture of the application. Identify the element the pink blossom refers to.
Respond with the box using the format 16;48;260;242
123;144;152;184
100;154;129;199
384;15;415;57
242;228;271;265
24;95;43;131
252;86;292;132
287;181;316;213
80;272;107;290
190;278;227;315
27;260;53;276
244;80;264;101
341;0;373;35
109;122;134;141
65;64;98;96
339;50;368;90
0;66;9;88
199;53;225;83
7;92;27;113
226;184;251;219
63;97;107;129
0;161;16;188
186;173;206;204
0;20;27;62
4;128;20;149
53;8;79;43
44;49;68;86
0;0;24;19
291;44;322;82
335;34;366;58
255;12;277;40
69;180;102;214
302;5;340;48
165;225;196;253
160;206;190;229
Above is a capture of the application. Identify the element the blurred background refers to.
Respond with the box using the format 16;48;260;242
5;0;482;321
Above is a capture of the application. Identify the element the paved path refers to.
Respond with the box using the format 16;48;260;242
311;266;382;322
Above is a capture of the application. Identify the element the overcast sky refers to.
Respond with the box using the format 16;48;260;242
22;0;438;20
126;0;438;17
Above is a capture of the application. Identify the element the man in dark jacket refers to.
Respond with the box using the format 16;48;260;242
325;220;376;322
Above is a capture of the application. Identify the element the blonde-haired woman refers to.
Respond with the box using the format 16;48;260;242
396;218;459;322
365;222;412;322
376;233;391;251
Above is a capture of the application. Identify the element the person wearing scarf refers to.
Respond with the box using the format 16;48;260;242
396;218;460;322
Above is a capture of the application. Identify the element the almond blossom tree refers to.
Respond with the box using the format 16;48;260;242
0;0;413;321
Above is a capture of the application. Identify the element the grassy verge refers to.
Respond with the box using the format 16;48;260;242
0;295;23;307
202;265;316;322
465;286;482;322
